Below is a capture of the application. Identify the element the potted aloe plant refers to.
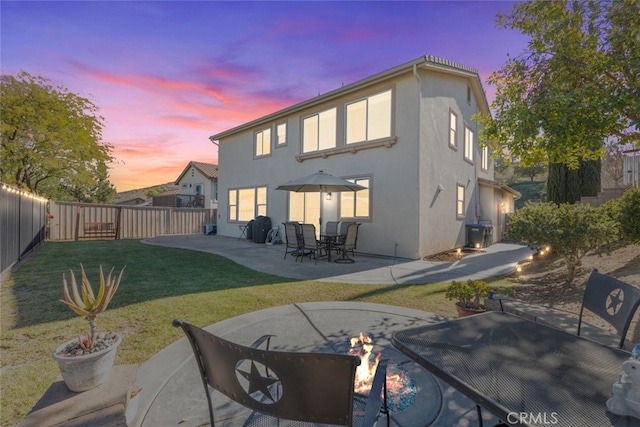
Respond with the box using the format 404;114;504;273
445;279;490;317
52;264;125;392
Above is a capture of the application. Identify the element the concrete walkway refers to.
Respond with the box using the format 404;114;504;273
129;237;534;426
143;234;533;285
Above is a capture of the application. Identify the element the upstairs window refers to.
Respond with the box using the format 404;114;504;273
346;90;392;144
255;128;271;157
303;108;336;153
481;145;489;171
464;125;474;162
276;123;287;146
449;110;457;148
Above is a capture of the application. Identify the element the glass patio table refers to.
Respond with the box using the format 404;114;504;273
392;311;640;427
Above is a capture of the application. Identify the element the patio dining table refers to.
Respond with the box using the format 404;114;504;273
392;311;640;427
319;232;346;262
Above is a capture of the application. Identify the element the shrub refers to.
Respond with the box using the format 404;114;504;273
507;202;618;283
618;188;640;242
445;280;490;310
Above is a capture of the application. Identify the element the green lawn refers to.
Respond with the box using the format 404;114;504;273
0;240;512;426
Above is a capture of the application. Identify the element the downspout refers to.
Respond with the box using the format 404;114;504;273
413;63;422;258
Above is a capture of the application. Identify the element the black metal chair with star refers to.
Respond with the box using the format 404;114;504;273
577;269;640;349
173;320;389;427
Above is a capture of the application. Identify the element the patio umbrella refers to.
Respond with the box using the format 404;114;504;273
276;170;366;226
276;170;366;193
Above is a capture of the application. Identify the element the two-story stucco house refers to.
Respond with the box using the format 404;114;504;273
210;55;519;259
174;161;219;209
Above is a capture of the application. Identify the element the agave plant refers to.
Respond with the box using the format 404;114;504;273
61;264;125;349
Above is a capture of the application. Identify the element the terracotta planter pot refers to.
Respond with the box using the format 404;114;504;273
52;333;121;392
455;302;486;318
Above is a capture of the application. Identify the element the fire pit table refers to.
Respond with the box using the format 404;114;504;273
134;302;499;427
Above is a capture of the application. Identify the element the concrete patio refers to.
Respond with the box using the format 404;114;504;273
133;302;503;426
143;234;533;285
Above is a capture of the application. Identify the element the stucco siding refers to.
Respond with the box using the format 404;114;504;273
213;56;514;260
416;69;482;256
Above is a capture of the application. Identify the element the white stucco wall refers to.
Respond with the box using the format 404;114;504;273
177;167;218;209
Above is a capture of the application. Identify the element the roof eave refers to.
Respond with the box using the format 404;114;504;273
210;55;490;142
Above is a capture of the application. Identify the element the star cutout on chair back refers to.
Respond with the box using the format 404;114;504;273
236;359;281;403
606;288;625;316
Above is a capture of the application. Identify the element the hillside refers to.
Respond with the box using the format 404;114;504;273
114;182;179;204
509;180;546;209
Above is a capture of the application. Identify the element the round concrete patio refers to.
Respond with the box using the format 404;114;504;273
133;302;500;426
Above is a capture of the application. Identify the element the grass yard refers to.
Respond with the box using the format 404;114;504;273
1;239;502;427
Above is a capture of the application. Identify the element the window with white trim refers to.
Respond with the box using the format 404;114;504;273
346;90;391;144
255;128;271;157
481;145;489;171
340;177;370;219
228;186;267;222
302;108;336;153
449;110;457;148
276;123;287;146
464;126;474;162
456;184;465;218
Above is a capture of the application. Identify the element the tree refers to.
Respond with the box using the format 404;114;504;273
0;71;116;201
507;202;618;283
547;159;600;204
476;0;639;169
514;161;547;182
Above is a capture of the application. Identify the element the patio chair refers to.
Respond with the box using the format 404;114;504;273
578;269;640;349
301;223;321;263
325;221;339;236
335;223;360;264
283;222;303;261
172;319;389;427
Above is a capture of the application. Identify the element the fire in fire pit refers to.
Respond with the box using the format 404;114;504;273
349;332;417;412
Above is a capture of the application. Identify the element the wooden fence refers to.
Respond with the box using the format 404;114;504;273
49;201;216;241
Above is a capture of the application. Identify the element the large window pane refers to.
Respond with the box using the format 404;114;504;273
229;190;237;221
346;90;391;144
346;100;366;144
238;189;255;221
303;116;318;153
257;187;267;216
367;91;391;140
318;109;336;150
289;192;305;222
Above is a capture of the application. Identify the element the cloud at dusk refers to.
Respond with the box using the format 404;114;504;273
1;1;528;191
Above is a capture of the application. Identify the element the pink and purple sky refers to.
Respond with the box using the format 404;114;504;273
1;1;529;191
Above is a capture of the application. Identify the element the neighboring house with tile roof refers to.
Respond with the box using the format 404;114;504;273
210;55;519;259
155;161;218;209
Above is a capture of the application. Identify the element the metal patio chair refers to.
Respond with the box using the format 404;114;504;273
334;223;360;264
301;223;322;263
173;319;389;427
283;222;303;261
578;269;640;349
